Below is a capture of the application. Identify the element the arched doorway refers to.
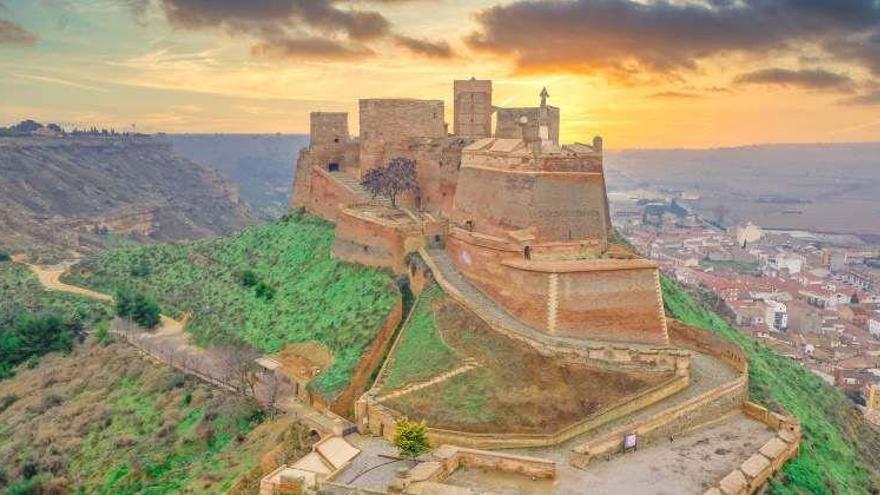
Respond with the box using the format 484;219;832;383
328;162;340;172
524;245;532;260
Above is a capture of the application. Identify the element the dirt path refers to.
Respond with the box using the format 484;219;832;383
17;255;347;434
17;257;113;302
376;358;480;402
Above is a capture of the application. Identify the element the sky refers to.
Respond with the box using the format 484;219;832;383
1;0;879;149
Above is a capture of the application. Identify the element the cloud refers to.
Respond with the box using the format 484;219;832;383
143;0;449;62
251;36;374;61
649;91;702;99
0;19;38;46
465;0;880;82
734;68;855;92
394;35;453;58
839;90;880;106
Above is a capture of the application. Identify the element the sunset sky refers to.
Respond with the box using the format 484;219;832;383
1;0;879;148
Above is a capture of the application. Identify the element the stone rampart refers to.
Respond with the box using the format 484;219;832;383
332;208;419;274
570;374;749;468
359;374;689;450
570;322;751;468
387;445;555;495
703;402;802;495
451;164;609;242
668;319;748;373
444;232;668;345
300;167;360;220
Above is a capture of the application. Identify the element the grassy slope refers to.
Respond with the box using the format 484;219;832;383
382;285;462;390
0;261;111;327
0;342;311;494
0;261;112;379
65;213;398;397
661;276;880;495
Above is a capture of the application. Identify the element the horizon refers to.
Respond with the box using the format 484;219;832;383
1;0;879;148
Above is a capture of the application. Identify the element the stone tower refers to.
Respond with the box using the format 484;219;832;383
453;78;492;138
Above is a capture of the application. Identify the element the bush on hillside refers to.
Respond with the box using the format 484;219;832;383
254;281;275;300
0;314;77;380
115;289;161;329
237;269;259;288
0;251;10;262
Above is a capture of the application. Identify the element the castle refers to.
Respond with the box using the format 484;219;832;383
292;79;668;346
277;79;802;495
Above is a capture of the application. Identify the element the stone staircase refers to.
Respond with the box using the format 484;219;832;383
330;171;392;207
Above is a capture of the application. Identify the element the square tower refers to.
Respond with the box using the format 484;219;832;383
453;79;492;138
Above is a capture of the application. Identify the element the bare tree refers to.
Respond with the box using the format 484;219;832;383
360;157;419;208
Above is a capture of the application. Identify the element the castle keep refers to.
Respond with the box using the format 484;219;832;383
292;79;668;346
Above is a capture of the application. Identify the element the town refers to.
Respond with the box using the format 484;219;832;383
609;188;880;425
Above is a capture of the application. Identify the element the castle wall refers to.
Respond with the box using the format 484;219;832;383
376;137;467;214
453;79;492;138
496;106;560;144
301;167;360;220
445;232;668;345
333;209;410;274
359;99;446;173
452;165;609;244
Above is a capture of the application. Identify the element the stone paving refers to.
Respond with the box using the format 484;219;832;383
445;412;775;495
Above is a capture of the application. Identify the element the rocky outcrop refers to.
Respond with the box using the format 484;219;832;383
0;136;253;255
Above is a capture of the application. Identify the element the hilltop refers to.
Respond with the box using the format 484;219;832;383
0;135;253;258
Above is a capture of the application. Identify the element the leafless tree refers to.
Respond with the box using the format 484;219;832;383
361;157;420;208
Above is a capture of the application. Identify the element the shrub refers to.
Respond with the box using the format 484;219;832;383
129;258;151;277
237;270;259;288
115;289;161;329
0;314;75;380
0;250;10;262
393;417;431;459
93;320;111;346
254;281;275;300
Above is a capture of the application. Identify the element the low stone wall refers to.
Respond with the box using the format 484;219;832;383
303;168;360;221
359;374;689;450
388;445;556;495
333;208;413;274
316;295;403;417
668;319;748;373
703;402;802;495
570;374;749;468
570;321;751;467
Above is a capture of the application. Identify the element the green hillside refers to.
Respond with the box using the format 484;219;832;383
0;261;112;380
661;276;880;495
64;212;398;398
0;342;312;494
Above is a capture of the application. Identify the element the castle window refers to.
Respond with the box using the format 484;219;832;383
328;163;340;172
524;245;532;260
334;138;339;143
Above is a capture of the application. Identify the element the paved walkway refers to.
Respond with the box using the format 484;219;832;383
446;412;775;495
